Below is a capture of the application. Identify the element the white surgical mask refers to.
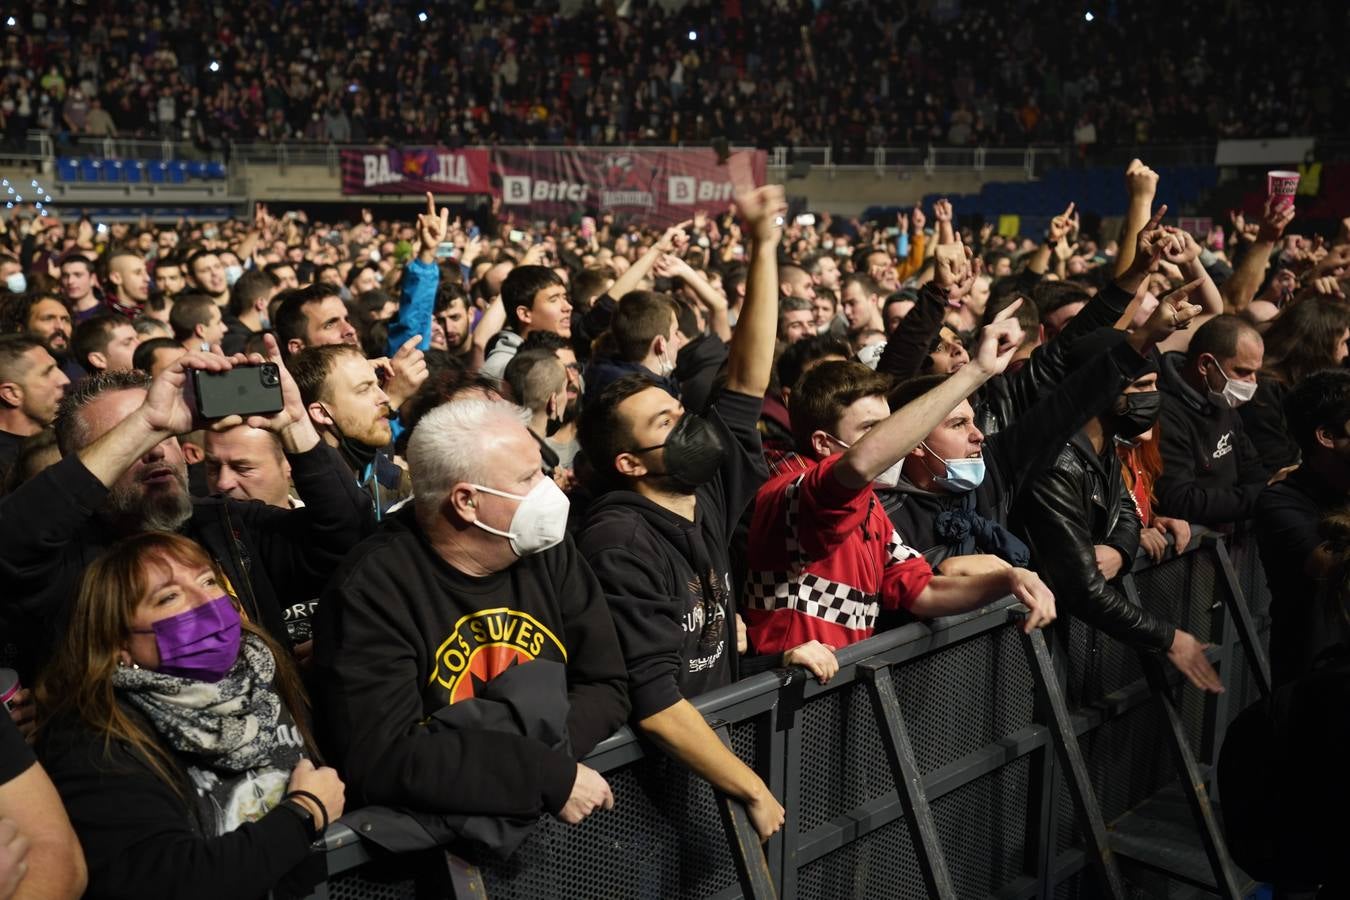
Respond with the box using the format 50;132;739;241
5;272;25;294
1205;357;1257;409
469;477;570;557
826;434;901;488
224;264;244;287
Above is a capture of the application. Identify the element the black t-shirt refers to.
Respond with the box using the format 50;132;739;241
0;429;25;476
0;710;35;785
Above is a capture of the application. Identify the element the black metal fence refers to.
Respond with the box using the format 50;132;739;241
301;531;1270;900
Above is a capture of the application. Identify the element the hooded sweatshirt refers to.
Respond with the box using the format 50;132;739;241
579;389;767;721
1155;351;1269;526
880;333;1151;569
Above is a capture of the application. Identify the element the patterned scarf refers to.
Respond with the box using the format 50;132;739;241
112;633;283;773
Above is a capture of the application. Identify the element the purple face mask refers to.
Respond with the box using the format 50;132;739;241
136;595;242;682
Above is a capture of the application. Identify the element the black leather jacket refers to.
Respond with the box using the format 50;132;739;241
1013;432;1175;653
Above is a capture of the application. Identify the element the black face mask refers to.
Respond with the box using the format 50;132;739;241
630;412;726;493
1111;391;1162;440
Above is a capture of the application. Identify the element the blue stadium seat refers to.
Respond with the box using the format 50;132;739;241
205;161;227;180
146;161;168;184
79;158;101;182
186;160;208;180
125;161;144;184
57;157;79;181
167;161;187;184
103;160;124;183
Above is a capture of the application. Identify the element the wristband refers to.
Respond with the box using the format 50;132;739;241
283;789;329;834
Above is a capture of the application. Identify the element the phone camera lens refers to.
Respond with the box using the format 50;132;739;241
261;365;280;387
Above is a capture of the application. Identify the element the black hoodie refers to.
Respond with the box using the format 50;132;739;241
1156;351;1269;526
579;389;767;721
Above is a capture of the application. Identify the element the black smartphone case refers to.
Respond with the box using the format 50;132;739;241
191;364;284;420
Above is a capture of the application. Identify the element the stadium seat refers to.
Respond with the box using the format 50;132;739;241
146;161;168;184
167;161;188;184
79;158;101;182
57;157;80;181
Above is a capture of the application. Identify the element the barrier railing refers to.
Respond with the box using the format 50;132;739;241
290;530;1268;899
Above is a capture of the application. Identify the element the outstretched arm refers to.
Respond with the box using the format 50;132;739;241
724;187;785;397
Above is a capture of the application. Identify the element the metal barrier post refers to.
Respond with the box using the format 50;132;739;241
1202;534;1273;701
856;661;957;900
438;851;486;900
1123;577;1245;899
1020;624;1127;899
712;723;779;900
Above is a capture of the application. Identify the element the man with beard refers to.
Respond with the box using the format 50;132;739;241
103;250;151;318
290;343;408;518
186;249;231;308
0;337;372;680
0;335;69;475
10;293;83;383
576;186;793;844
154;253;187;298
430;282;473;358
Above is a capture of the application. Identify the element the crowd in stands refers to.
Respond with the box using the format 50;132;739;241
0;151;1347;897
0;0;1345;152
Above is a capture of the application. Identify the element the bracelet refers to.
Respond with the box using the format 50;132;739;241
283;789;329;833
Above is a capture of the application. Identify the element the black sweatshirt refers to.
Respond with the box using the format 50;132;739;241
1155;352;1269;526
0;442;373;679
38;711;314;900
313;510;629;819
579;389;768;722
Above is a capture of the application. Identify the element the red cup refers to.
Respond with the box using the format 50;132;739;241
1267;170;1300;211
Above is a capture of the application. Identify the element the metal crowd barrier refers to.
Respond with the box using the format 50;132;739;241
295;529;1272;900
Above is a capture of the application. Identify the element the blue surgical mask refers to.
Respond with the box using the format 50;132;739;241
5;272;25;294
224;264;244;287
921;442;986;493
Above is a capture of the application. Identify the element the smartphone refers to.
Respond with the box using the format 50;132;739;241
885;226;900;238
468;225;481;240
509;229;525;243
435;241;457;259
796;213;816;227
191;364;284;420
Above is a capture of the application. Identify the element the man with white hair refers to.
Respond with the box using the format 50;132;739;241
313;396;630;854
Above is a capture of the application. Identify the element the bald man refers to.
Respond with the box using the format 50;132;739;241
104;251;151;317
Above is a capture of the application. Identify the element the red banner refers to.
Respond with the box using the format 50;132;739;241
491;147;768;226
340;147;493;195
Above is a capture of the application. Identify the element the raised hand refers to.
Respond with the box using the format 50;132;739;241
972;316;1025;378
933;199;953;223
934;234;971;291
734;185;788;244
656;219;694;253
1125;158;1159;200
383;335;429;409
1131;204;1171;273
1257;196;1296;243
416;191;450;262
1048;201;1076;243
1160;228;1200;267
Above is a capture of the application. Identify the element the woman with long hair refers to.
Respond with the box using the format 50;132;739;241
1242;297;1350;470
35;532;345;900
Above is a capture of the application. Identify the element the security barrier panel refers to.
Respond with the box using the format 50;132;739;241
301;531;1269;900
